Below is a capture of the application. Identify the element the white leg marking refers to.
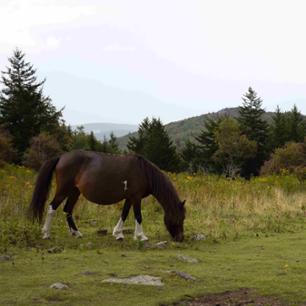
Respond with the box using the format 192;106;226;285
42;205;56;239
134;220;148;241
113;218;124;240
70;228;83;238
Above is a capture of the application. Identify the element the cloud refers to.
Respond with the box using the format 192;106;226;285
0;0;97;52
103;43;135;53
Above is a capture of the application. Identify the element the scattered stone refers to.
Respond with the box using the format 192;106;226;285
122;228;133;234
102;275;164;286
50;282;69;290
169;270;196;281
191;233;206;241
86;242;94;249
176;254;199;264
89;220;98;226
80;271;98;276
47;246;63;254
97;229;108;236
155;241;168;249
0;255;11;261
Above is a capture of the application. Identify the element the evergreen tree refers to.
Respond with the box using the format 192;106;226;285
287;105;305;142
128;117;181;172
89;131;99;151
108;132;120;153
100;133;120;153
0;49;62;161
181;140;199;172
238;87;269;177
194;116;222;172
271;106;288;148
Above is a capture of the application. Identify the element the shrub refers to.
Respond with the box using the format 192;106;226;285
261;142;306;176
0;127;15;165
23;132;63;170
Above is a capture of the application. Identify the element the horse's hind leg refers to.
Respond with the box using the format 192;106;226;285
42;193;67;239
133;200;148;241
113;200;131;240
63;188;82;238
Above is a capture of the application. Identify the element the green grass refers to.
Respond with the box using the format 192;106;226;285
2;232;306;305
1;164;306;305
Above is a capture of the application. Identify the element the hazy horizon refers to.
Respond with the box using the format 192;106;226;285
0;1;305;125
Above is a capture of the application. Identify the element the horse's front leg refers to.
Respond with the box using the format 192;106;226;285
133;200;148;241
113;200;131;240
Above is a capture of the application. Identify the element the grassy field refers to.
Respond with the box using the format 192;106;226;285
1;164;306;305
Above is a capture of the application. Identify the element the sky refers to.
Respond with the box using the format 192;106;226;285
0;0;305;125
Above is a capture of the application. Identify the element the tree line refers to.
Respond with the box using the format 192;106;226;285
0;49;305;178
0;49;119;169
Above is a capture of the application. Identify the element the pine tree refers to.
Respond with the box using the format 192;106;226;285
271;106;288;148
194;116;222;172
238;87;269;177
288;105;305;142
0;49;62;161
181;140;199;172
89;131;98;151
128;117;181;172
108;132;120;153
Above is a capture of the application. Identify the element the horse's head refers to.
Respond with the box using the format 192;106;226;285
164;200;186;242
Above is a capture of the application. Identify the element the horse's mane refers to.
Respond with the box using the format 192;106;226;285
137;155;181;216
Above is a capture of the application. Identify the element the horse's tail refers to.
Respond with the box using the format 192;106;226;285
29;157;60;223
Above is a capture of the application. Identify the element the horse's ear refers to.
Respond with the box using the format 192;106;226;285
181;200;186;206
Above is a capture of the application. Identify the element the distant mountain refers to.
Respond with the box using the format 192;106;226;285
116;107;276;149
72;122;138;140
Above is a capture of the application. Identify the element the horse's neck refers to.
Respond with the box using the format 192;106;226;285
151;183;179;215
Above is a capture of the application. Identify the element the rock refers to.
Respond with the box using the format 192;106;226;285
90;220;98;226
192;233;206;241
50;282;69;290
102;275;164;286
97;229;107;236
86;242;94;249
176;254;199;264
0;255;11;261
47;247;63;254
155;241;168;249
170;270;196;281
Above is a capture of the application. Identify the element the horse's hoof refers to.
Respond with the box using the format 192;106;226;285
71;230;83;238
42;233;50;239
134;235;149;241
115;233;124;240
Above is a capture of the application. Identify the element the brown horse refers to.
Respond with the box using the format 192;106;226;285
29;150;186;241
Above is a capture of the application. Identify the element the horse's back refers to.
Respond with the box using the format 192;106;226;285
56;150;147;204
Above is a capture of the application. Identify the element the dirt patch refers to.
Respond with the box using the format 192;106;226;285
170;288;285;306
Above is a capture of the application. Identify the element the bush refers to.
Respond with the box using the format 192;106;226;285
0;127;15;165
23;132;63;170
261;142;306;176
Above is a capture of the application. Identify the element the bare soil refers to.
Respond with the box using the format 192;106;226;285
170;288;285;306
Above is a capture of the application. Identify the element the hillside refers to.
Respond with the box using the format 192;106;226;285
72;122;138;140
117;107;275;150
